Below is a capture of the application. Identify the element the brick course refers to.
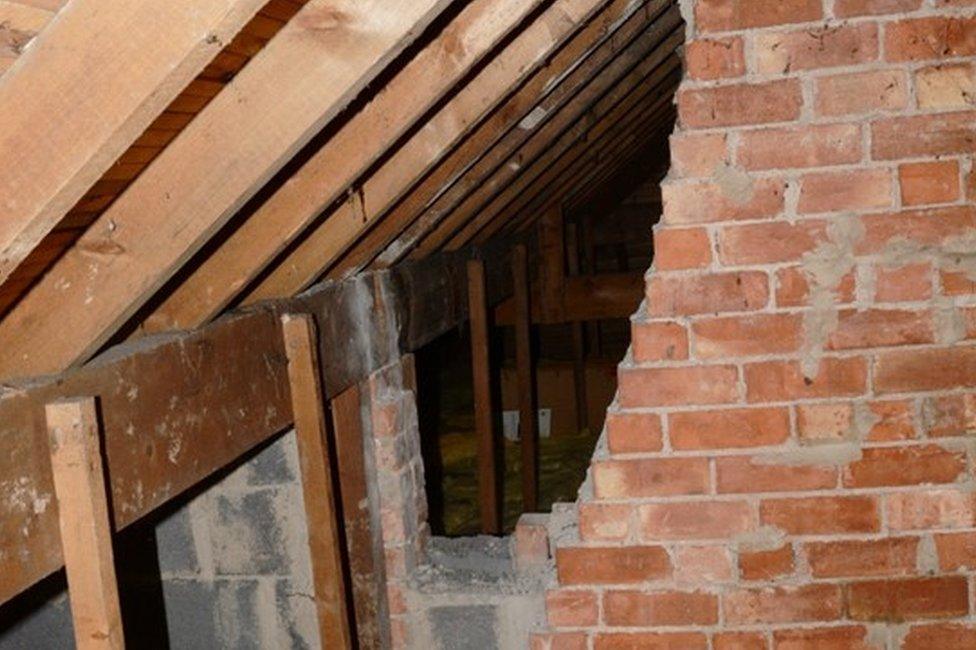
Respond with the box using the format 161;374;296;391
539;0;976;646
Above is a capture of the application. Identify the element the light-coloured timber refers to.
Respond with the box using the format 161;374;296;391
0;0;453;378
0;0;265;286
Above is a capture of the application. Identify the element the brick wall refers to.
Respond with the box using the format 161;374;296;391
539;0;976;648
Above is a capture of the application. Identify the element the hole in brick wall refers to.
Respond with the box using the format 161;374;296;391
413;134;673;538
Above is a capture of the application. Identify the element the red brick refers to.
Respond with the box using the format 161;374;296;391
902;624;976;650
843;444;966;488
669;407;790;450
885;16;976;62
858;207;976;254
921;394;976;437
796;402;857;443
834;0;923;17
875;346;976;393
639;500;753;540
713;632;768;650
935;531;976;571
872;111;976;160
606;411;663;454
899;160;961;207
692;313;801;359
678;80;802;129
775;266;856;307
593;457;710;499
654;227;711;270
716;456;838;493
815;69;909;117
594;633;708;650
745;357;868;402
797;168;894;214
761;496;880;534
546;589;598;628
556;546;670;585
865;400;917;441
941;269;976;296
631;320;688;363
662;177;785;225
874;262;932;302
579;503;632;542
917;63;976;110
754;23;879;74
695;0;822;33
674;545;734;584
737;124;862;171
739;544;794;581
723;584;842;625
827;308;934;350
847;576;969;621
686;37;745;80
669;132;728;178
806;537;918;578
619;364;739;408
646;271;768;317
718;221;826;265
886;489;976;531
603;590;719;626
773;626;880;649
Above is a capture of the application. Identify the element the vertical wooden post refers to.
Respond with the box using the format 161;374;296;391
537;205;565;322
581;212;602;358
566;223;589;434
45;398;125;650
512;244;538;513
281;314;353;650
467;258;501;534
330;383;386;649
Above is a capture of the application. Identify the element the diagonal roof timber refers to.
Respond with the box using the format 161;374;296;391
342;0;676;275
0;0;267;287
415;40;683;256
138;0;549;335
238;0;645;305
0;0;457;379
375;2;682;266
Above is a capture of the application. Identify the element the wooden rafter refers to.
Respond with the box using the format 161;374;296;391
340;0;670;275
0;0;266;287
422;45;684;254
138;0;546;334
0;0;455;379
238;0;632;305
377;0;681;265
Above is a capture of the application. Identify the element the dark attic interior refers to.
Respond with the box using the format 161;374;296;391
3;0;976;648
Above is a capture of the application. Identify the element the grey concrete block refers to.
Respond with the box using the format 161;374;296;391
162;579;219;650
0;592;73;650
211;489;292;576
214;580;263;650
156;507;200;575
245;433;298;487
274;579;318;650
429;605;498;650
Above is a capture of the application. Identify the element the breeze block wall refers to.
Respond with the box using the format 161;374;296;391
539;0;976;648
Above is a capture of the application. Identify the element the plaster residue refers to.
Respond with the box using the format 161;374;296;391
799;218;863;379
3;477;52;519
712;162;754;205
757;442;864;468
733;526;786;552
916;534;940;574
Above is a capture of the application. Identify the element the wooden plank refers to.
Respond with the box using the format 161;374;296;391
469;71;681;246
566;223;589;433
281;314;353;650
337;0;649;277
0;0;455;379
139;0;548;334
537;206;566;322
422;27;685;255
0;0;266;286
493;272;645;325
512;245;538;513
384;1;679;264
45;398;125;650
330;384;388;649
467;259;501;534
240;0;632;302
